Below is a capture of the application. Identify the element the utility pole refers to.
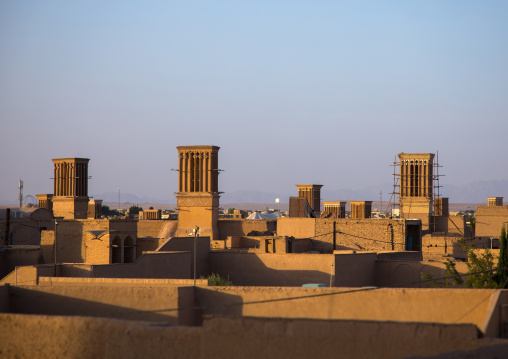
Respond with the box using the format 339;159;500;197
4;208;10;246
193;226;199;287
333;221;336;251
18;180;23;208
54;219;58;276
330;263;334;287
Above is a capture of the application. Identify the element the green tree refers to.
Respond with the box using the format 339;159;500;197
420;238;502;289
444;259;464;287
101;205;121;217
129;205;143;215
461;239;498;289
420;259;463;288
496;225;508;288
227;208;235;215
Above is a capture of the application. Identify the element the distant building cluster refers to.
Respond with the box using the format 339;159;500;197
1;147;508;357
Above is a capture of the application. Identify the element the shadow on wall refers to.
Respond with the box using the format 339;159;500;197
157;237;210;279
4;286;194;324
2;285;246;328
194;288;243;325
312;238;366;252
209;252;334;287
158;221;178;241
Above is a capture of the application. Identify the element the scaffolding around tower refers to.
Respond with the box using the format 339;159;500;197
386;152;443;224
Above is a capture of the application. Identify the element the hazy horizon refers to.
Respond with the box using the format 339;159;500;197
2;2;507;204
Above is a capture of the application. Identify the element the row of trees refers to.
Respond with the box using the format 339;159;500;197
101;205;146;217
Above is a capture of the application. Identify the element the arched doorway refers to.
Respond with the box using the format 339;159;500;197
112;236;122;263
124;236;135;263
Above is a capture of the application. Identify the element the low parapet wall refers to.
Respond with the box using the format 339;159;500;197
38;277;208;287
196;287;501;336
4;285;196;325
1;284;506;338
1;313;505;359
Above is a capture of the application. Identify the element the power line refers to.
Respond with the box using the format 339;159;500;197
103;266;508;317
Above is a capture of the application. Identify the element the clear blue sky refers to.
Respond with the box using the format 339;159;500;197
1;1;507;204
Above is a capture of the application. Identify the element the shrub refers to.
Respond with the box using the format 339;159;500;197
202;273;233;286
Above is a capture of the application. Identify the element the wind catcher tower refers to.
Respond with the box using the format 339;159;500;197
175;146;220;241
51;158;90;219
393;152;443;233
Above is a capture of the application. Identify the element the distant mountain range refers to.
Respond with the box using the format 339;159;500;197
442;180;508;203
3;179;504;206
90;179;508;205
91;191;174;205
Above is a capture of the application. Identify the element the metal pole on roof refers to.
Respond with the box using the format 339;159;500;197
329;263;334;287
194;226;199;287
54;219;58;276
18;180;23;208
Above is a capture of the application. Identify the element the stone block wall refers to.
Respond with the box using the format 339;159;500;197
314;219;407;253
278;218;409;253
421;233;465;257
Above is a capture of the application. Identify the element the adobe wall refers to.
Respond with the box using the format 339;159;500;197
137;220;168;238
209;251;454;288
0;286;8;312
224;236;309;254
1;283;503;333
422;233;466;257
5;285;195;325
38;277;207;287
375;260;469;288
448;215;473;237
209;252;334;286
483;290;508;338
196;287;497;332
8;218;50;245
1;251;193;285
277;218;408;253
108;219;138;232
136;237;164;258
39;219;139;265
84;232;111;264
225;236;261;249
157;237;210;278
315;218;406;253
0;246;41;279
218;219;277;241
422;234;493;259
53;220;87;263
334;252;377;287
277;218;316;239
433;214;448;233
476;205;508;238
3;313;503;359
92;251;192;279
40;229;55;263
200;317;493;359
0;265;38;286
